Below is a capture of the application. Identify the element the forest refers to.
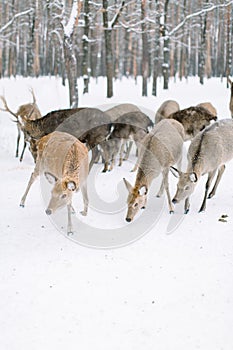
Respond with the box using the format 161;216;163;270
0;0;232;106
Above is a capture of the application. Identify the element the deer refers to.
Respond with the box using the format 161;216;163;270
171;119;233;214
196;102;217;118
155;100;180;124
227;77;233;117
0;88;42;161
11;107;111;170
100;110;154;172
167;106;217;141
93;103;142;166
20;131;89;234
123;119;185;222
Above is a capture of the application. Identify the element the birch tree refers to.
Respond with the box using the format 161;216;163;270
61;0;79;107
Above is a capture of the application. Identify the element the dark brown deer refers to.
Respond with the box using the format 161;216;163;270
167;106;217;141
16;107;112;169
227;77;233;117
0;88;42;161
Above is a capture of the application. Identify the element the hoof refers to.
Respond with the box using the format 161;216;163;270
67;231;74;236
80;210;87;216
169;210;174;214
20;203;25;208
184;209;189;214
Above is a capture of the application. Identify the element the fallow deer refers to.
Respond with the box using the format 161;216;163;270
100;110;153;172
20;131;89;234
123;119;185;221
167;106;217;141
155;100;180;124
171;119;233;213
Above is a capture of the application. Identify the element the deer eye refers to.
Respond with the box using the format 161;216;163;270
184;186;190;191
61;193;67;199
134;202;138;208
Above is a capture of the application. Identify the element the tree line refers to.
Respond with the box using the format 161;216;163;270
0;0;232;106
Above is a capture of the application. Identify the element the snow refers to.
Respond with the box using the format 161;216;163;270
0;76;233;350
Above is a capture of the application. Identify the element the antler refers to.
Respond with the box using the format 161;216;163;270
29;87;36;104
0;96;18;120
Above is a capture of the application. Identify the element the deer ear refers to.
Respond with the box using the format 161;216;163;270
66;181;76;191
138;185;147;196
189;172;197;183
170;166;181;178
123;178;133;193
44;172;57;184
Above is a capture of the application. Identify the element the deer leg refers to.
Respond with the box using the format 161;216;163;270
118;140;124;166
20;166;40;207
19;139;27;162
199;170;217;212
15;125;21;158
184;197;190;214
123;140;133;161
162;168;174;214
156;180;164;197
208;164;225;199
131;140;141;172
89;148;97;172
80;183;88;216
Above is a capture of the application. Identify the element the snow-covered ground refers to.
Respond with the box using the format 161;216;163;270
0;76;233;350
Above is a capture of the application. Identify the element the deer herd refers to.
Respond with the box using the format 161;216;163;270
1;81;233;234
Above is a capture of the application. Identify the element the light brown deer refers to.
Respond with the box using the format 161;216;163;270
171;119;233;213
123;119;185;222
20;131;89;234
155;100;180;124
227;77;233;117
0;88;42;161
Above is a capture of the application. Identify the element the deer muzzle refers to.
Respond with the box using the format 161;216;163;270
45;208;52;216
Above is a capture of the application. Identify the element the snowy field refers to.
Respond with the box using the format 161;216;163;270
0;76;233;350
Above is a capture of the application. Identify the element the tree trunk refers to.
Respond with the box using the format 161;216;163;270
162;0;170;90
102;0;113;98
141;0;148;96
82;0;90;94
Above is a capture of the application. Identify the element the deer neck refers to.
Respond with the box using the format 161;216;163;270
23;119;44;139
135;166;154;190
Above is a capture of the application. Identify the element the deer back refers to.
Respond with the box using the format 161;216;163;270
155;100;180;124
105;103;140;122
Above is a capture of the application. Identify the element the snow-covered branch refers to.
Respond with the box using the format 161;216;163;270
169;1;233;37
62;0;79;37
0;8;34;34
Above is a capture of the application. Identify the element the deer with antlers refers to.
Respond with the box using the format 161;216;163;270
0;88;42;161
